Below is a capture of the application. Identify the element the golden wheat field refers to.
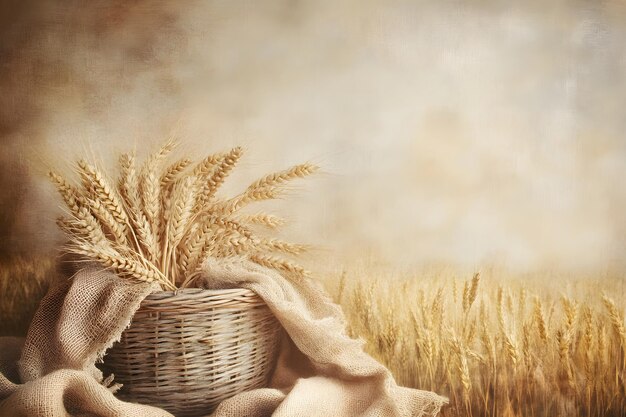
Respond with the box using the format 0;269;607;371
325;265;626;417
2;257;625;417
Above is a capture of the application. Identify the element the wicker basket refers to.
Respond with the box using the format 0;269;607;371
100;288;282;417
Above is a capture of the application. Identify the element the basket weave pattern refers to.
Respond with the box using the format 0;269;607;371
101;288;282;417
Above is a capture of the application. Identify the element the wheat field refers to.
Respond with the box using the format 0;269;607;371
326;265;626;417
1;257;625;416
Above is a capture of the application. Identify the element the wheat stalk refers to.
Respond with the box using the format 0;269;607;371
239;213;286;229
462;281;469;313
161;158;192;188
194;147;243;211
534;297;548;343
70;240;175;290
246;163;319;192
86;197;128;246
222;163;318;214
140;138;178;244
77;160;130;228
167;176;198;248
602;293;626;369
467;272;480;311
48;171;83;215
602;294;626;343
69;206;109;246
556;329;575;390
160;158;192;218
118;153;140;228
118;153;159;262
249;253;308;277
448;330;471;404
258;239;309;255
163;175;197;281
178;215;251;276
191;151;226;178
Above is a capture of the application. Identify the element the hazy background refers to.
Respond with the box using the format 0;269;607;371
1;0;625;274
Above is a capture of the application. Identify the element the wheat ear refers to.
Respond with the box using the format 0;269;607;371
188;152;226;210
56;216;73;234
170;177;200;240
216;187;283;216
602;293;626;367
448;330;471;403
179;213;214;275
191;152;227;178
160;158;192;238
69;240;175;290
67;206;109;247
86;197;128;246
77;160;130;229
161;158;192;188
534;297;548;343
239;213;286;229
194;147;243;212
249;253;308;277
163;175;198;279
179;216;254;275
140;137;178;242
257;239;309;255
223;163;318;214
247;163;319;190
118;153;140;218
118;153;159;263
48;171;83;215
467;272;480;311
49;173;111;245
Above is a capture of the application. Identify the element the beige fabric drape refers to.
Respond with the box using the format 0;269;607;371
0;260;446;416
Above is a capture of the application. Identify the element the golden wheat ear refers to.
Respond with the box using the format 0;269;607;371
249;253;308;278
161;158;192;189
194;147;244;212
238;213;286;229
49;169;112;250
192;151;227;178
118;153;160;262
257;239;310;255
118;153;138;208
167;176;197;249
223;163;319;214
139;137;179;240
77;160;130;227
602;294;626;349
159;157;193;246
85;197;129;246
67;206;110;248
163;175;198;278
248;163;319;190
67;239;175;290
48;171;84;215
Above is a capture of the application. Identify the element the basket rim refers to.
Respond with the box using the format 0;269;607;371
139;287;265;311
147;287;256;299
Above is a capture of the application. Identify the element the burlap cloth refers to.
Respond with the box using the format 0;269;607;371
0;258;446;416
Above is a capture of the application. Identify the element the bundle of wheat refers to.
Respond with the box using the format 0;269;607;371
49;138;317;290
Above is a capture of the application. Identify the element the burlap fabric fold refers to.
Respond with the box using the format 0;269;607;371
0;259;447;416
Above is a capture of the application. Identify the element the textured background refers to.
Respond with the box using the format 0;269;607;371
1;0;625;274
